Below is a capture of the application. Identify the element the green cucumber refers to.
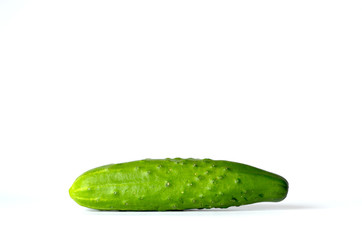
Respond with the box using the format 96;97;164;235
69;158;288;211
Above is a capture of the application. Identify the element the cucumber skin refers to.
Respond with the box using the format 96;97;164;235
69;158;288;211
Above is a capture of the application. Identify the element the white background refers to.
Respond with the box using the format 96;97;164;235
1;0;361;239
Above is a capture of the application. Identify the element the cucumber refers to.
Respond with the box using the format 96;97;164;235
69;158;288;211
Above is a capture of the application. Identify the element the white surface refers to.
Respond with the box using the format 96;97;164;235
1;1;361;239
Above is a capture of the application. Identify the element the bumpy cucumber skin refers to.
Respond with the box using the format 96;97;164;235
69;158;288;211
